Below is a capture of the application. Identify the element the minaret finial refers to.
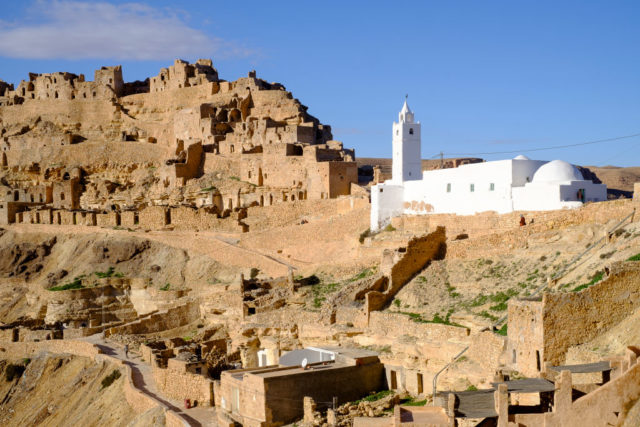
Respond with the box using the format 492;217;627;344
405;93;408;99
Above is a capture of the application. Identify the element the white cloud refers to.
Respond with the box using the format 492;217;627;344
0;1;249;60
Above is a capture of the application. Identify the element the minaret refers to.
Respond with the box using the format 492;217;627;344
392;96;422;182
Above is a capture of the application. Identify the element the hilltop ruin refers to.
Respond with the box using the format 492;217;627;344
0;59;357;227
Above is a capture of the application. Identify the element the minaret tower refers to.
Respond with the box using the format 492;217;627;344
392;96;422;182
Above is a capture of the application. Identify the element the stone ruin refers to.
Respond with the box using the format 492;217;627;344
0;59;359;229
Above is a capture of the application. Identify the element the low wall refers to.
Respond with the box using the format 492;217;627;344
368;312;470;342
0;339;103;358
105;300;200;336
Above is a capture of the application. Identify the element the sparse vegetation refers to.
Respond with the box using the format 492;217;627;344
101;369;121;389
478;310;498;321
49;278;84;291
383;224;396;232
466;384;478;391
628;253;640;262
401;398;427;406
496;324;508;336
356;390;394;403
572;271;604;292
359;228;373;244
160;283;171;291
599;250;616;259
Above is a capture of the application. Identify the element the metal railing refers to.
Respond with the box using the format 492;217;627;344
432;346;469;406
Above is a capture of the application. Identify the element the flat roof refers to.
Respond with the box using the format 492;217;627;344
490;378;555;393
549;361;611;374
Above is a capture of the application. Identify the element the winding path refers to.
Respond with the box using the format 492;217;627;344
83;334;216;426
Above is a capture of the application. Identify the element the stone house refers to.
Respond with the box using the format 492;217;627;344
216;348;385;427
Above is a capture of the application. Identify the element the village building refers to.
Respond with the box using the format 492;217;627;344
370;100;608;230
216;347;385;427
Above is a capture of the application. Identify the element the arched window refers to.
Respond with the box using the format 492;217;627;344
60;192;65;201
409;128;414;135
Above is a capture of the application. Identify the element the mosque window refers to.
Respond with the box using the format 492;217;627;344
409;128;414;135
470;184;475;192
446;183;451;193
490;183;495;191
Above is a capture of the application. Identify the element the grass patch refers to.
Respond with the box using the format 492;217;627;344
393;299;401;307
49;278;84;291
445;282;460;298
572;271;604;292
101;369;121;389
495;324;508;336
200;186;217;192
356;390;394;404
490;302;508;312
229;176;240;181
400;309;463;327
628;253;640;262
468;294;489;307
400;398;427;406
95;267;123;279
466;384;478;391
478;310;498;321
383;224;396;232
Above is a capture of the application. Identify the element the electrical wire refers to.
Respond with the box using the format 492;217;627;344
430;132;640;158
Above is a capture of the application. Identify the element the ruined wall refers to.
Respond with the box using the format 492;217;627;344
368;311;470;342
388;226;446;295
507;299;544;377
151;359;214;406
542;261;640;365
105;300;200;336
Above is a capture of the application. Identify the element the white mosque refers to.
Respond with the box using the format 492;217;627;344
370;100;608;231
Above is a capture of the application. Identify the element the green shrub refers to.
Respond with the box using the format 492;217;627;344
599;251;615;259
466;384;478;391
160;283;171;291
393;299;401;307
496;324;508;336
5;364;25;381
49;278;84;291
359;228;373;244
383;224;396;232
101;369;121;389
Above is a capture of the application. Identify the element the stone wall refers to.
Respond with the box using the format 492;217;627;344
395;199;636;243
507;299;544;377
151;358;214;406
368;312;470;342
542;261;640;365
105;300;200;336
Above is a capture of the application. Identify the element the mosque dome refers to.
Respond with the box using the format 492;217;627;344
514;154;530;160
532;160;583;183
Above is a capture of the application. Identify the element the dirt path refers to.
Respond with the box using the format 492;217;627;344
83;334;216;426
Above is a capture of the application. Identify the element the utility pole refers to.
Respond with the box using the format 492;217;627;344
440;151;444;169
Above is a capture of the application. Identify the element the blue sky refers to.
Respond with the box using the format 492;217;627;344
0;1;639;166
